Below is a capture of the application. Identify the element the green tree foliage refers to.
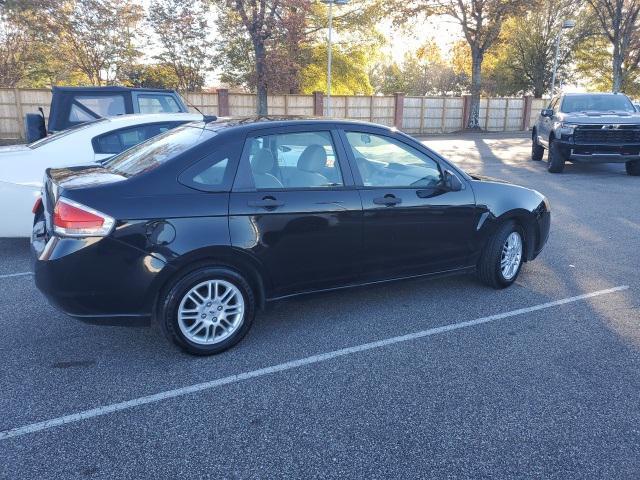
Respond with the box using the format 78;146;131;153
370;41;467;95
148;0;212;92
212;0;384;109
120;63;180;89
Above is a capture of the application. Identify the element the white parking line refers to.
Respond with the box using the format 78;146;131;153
0;285;629;441
0;272;33;279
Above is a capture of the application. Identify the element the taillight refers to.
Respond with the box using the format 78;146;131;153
53;198;115;237
32;197;42;214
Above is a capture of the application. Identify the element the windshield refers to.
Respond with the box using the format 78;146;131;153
103;123;215;177
28;119;108;149
561;95;635;113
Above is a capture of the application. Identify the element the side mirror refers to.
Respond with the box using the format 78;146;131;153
541;109;554;118
444;170;463;192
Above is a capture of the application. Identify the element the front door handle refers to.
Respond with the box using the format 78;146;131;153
248;197;285;209
373;195;402;206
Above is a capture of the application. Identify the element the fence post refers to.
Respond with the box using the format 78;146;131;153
313;91;324;116
393;92;404;129
217;88;230;116
503;98;510;131
419;97;425;134
369;96;374;122
522;95;533;131
13;88;25;140
462;94;471;130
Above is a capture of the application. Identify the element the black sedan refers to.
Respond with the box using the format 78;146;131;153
32;117;550;355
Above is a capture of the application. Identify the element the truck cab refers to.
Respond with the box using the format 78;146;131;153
25;86;189;142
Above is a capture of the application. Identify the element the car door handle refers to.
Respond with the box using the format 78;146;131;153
373;195;402;206
248;197;285;208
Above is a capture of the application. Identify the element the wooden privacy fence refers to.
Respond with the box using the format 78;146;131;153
1;88;548;140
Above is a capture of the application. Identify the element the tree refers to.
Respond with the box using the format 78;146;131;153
586;0;640;92
120;63;180;89
0;9;35;86
395;0;525;128
148;0;212;92
214;0;281;114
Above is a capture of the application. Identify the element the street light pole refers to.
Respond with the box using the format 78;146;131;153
321;0;349;117
550;19;576;97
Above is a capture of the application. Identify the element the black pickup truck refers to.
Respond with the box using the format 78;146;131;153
24;86;189;143
531;92;640;175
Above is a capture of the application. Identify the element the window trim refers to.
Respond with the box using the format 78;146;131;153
91;121;185;155
339;129;446;190
232;126;355;192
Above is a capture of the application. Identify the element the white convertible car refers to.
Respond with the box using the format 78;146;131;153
0;112;203;237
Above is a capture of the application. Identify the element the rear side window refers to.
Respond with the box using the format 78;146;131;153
137;94;181;113
246;131;343;190
93;122;182;155
103;124;215;177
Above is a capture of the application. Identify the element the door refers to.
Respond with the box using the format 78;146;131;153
539;97;559;146
229;127;363;298
340;130;476;280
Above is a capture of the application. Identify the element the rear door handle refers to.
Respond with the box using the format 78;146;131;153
373;195;402;206
248;197;285;208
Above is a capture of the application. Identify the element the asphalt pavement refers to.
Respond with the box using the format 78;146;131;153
1;132;639;479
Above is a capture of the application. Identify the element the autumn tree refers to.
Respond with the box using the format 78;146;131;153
586;0;640;92
148;0;212;92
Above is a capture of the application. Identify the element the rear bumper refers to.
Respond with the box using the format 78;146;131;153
32;231;167;323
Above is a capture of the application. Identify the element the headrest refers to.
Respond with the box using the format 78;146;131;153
297;145;327;172
251;149;275;173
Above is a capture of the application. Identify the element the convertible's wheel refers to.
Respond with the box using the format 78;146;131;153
547;138;566;173
477;221;524;289
160;267;255;355
625;160;640;176
531;132;544;161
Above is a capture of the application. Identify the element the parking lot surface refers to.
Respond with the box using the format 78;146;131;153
1;132;639;479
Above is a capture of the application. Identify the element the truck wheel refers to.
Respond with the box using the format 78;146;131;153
547;139;565;173
531;132;544;161
625;160;640;176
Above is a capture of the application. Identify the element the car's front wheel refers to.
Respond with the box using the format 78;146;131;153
159;267;255;355
477;221;524;289
531;132;544;161
547;138;566;173
625;160;640;176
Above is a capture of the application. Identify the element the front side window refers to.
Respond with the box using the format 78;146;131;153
93;122;181;155
344;132;442;188
247;131;343;189
103;123;215;177
137;94;181;114
71;95;126;119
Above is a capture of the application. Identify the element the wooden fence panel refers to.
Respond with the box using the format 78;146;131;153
0;88;545;140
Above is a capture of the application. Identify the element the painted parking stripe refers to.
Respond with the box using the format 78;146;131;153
0;272;33;279
0;285;629;441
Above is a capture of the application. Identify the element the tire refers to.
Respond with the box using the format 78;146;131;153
625;160;640;176
159;266;255;355
547;138;566;173
531;132;544;161
477;221;525;289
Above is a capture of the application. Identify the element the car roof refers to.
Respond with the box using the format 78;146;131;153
102;112;204;125
200;116;396;134
51;86;179;93
562;92;629;96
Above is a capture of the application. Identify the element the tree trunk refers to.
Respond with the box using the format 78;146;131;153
612;44;623;93
254;40;268;115
467;49;483;130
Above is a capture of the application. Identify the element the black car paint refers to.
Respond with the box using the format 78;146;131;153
32;118;550;322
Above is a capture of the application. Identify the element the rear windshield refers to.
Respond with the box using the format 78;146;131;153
103;123;215;177
561;95;635;113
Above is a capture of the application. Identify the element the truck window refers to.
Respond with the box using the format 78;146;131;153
137;94;181;114
72;95;126;119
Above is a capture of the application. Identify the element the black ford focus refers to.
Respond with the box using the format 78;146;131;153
32;117;550;355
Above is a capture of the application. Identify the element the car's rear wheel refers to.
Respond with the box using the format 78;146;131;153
477;221;524;289
547;138;565;173
625;160;640;176
531;132;544;161
159;267;255;355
